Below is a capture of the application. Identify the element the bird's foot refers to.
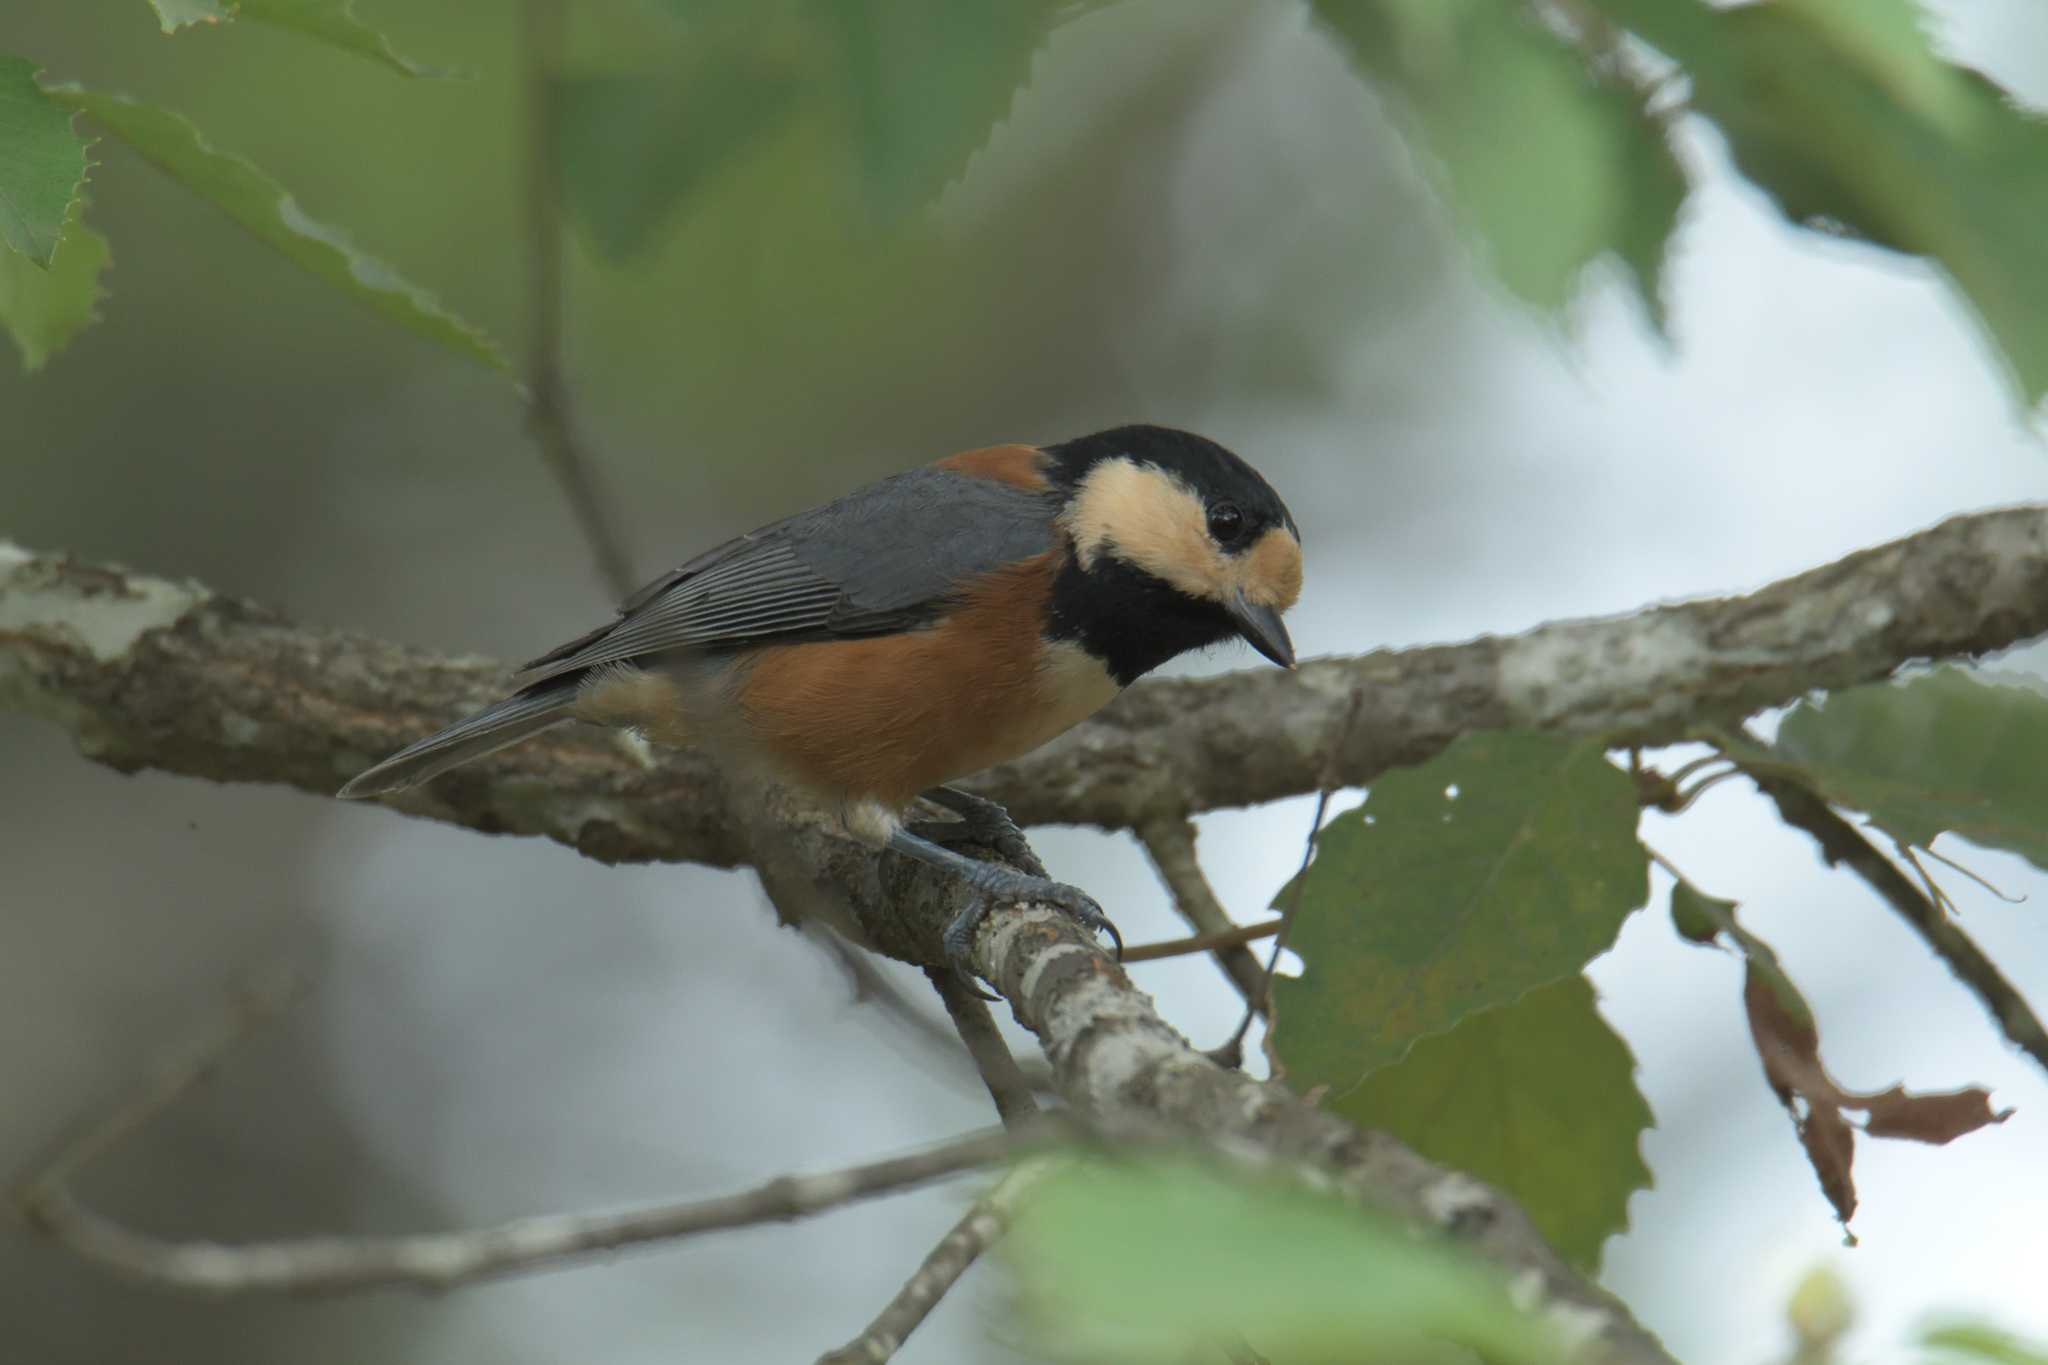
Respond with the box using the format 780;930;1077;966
940;865;1122;998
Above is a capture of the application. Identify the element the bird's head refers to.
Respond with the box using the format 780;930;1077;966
1046;425;1301;678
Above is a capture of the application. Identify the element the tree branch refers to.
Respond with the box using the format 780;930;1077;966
12;505;2045;865
22;1011;1011;1299
13;964;1016;1294
816;1159;1052;1365
1736;755;2048;1077
12;505;2046;1361
948;906;1673;1364
926;967;1040;1129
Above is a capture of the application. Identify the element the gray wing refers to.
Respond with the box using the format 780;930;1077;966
515;467;1055;686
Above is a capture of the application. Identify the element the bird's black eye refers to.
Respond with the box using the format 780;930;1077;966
1207;501;1245;545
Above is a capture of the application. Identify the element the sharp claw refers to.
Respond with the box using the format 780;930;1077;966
956;968;1001;1003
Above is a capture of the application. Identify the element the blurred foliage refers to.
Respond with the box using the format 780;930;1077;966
1270;731;1649;1080
1312;0;1685;318
1312;972;1652;1273
1006;1156;1565;1364
0;197;108;370
44;84;503;368
1744;667;2048;871
10;0;2048;404
1588;0;2048;405
1925;1321;2048;1365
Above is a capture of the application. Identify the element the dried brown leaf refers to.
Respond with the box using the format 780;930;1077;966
1740;963;2007;1228
1859;1085;2012;1145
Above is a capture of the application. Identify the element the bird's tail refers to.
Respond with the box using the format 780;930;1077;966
337;682;578;800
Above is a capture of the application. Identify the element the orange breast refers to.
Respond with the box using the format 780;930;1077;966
732;551;1118;808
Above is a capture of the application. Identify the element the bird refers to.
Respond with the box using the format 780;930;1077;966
339;424;1301;983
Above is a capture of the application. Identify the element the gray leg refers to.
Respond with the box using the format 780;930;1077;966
906;786;1046;879
887;826;1121;992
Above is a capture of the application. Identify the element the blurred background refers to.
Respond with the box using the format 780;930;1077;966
5;1;2048;1361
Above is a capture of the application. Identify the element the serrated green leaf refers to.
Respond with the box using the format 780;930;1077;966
1584;0;2048;406
1321;974;1651;1273
0;57;90;267
1007;1157;1566;1364
153;0;448;75
46;86;503;369
1311;0;1687;317
811;0;1065;220
1770;667;2048;872
554;62;805;262
226;0;452;78
150;0;230;31
1270;731;1649;1087
0;199;109;370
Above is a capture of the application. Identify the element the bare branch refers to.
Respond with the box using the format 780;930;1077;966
521;0;637;599
10;504;2048;858
816;1158;1053;1365
18;966;305;1200
926;967;1040;1130
18;941;1014;1297
1138;818;1268;1006
935;903;1677;1365
1735;749;2048;1079
805;923;982;1081
27;1105;1009;1295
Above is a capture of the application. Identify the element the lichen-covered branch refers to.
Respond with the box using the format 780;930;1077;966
10;504;2048;862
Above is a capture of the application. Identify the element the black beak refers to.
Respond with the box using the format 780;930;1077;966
1228;591;1295;669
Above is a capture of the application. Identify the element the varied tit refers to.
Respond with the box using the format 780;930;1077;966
340;424;1302;980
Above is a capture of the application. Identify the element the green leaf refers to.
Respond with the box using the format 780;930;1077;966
1924;1321;2048;1365
1770;666;2048;871
554;61;806;261
1271;731;1648;1085
1311;0;1687;317
225;0;452;79
1583;0;2048;406
1667;879;1810;1026
0;199;110;369
47;86;503;369
149;0;230;31
0;57;90;267
1321;974;1652;1273
810;0;1067;220
1007;1157;1565;1364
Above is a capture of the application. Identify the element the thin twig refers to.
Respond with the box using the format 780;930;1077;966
806;924;978;1077
18;966;306;1199
816;1158;1054;1365
1224;686;1366;1065
522;0;636;599
1734;733;2048;1080
1138;818;1268;1008
27;1127;1010;1295
1123;919;1282;963
17;956;1013;1294
926;968;1039;1129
